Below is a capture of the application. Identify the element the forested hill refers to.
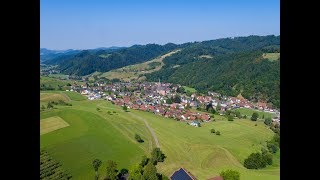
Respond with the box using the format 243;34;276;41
44;43;178;76
40;48;81;63
145;35;280;108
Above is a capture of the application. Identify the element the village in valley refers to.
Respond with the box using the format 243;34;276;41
40;1;280;179
67;79;280;127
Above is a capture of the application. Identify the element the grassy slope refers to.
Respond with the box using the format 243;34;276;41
40;91;86;107
99;49;181;81
40;107;149;179
40;76;84;90
134;110;279;180
183;86;197;93
237;108;276;119
40;92;279;180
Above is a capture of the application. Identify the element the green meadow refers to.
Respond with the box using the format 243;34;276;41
40;92;279;180
182;86;197;93
237;107;277;119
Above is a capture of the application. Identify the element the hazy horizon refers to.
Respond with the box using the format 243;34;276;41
41;34;279;51
41;0;279;50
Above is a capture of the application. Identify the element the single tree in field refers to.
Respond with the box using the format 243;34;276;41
227;115;234;121
216;103;221;111
140;155;149;167
251;112;259;121
41;105;46;111
235;111;241;118
135;134;144;143
210;128;215;133
105;160;118;180
123;105;128;111
220;169;240;180
128;164;143;180
92;159;102;180
264;117;272;125
151;148;166;165
143;162;158;180
47;102;53;109
216;131;221;135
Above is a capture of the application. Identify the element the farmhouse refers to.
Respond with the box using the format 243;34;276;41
170;168;197;180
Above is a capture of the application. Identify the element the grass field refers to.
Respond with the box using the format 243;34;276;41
40;76;84;90
237;108;276;119
262;53;280;61
183;86;197;93
40;116;70;135
40;92;70;102
40;92;279;180
62;91;87;101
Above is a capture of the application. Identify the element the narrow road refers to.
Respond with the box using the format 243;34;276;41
129;112;160;148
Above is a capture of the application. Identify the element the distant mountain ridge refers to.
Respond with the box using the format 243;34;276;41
40;47;126;62
43;43;179;75
40;48;81;62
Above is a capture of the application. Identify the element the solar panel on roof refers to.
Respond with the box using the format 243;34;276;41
170;168;193;180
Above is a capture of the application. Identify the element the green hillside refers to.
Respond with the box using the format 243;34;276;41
98;49;181;82
48;43;178;76
40;92;279;180
145;35;280;108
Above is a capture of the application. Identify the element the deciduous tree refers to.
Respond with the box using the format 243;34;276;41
220;169;240;180
92;159;102;180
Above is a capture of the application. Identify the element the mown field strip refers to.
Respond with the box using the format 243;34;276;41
40;116;70;135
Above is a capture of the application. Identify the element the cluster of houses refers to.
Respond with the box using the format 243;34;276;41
69;81;280;125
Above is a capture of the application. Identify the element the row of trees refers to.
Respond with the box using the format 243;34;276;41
128;148;167;179
92;148;166;180
41;100;72;111
40;83;71;91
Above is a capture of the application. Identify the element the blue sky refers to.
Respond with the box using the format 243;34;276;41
40;0;279;50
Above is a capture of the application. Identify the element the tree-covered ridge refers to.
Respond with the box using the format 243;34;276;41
46;43;178;76
146;35;280;108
